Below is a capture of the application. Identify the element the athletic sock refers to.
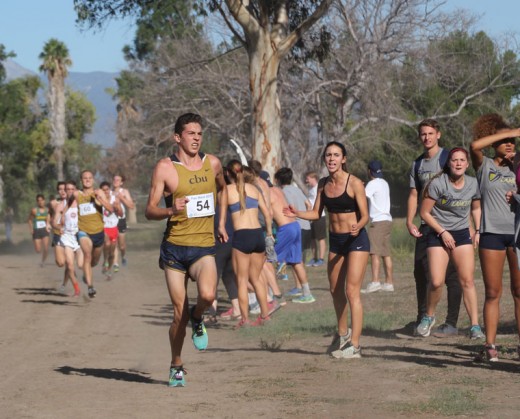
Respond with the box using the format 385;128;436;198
302;283;311;296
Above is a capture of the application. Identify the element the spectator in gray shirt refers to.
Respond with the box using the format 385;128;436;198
417;147;484;341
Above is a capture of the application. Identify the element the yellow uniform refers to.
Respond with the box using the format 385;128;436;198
77;192;104;234
164;153;216;247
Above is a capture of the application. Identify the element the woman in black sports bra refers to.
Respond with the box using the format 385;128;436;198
284;141;370;359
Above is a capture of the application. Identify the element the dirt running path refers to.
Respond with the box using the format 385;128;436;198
1;225;520;418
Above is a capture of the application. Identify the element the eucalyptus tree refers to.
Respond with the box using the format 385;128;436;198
39;38;72;181
74;0;333;174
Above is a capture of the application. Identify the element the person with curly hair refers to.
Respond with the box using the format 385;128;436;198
470;113;520;362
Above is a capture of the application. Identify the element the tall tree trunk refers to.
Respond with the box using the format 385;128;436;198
249;32;282;176
48;75;67;181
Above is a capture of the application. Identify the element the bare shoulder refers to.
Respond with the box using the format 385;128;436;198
349;175;366;192
207;154;223;173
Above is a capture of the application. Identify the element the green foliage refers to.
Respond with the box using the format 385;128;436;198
38;38;72;78
66;89;96;141
0;44;16;83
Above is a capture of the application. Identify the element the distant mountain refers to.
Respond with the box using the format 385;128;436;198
4;59;118;148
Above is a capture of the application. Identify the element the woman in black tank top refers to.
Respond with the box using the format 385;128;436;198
284;141;369;359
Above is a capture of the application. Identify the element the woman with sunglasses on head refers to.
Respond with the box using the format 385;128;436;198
417;147;484;340
470;114;520;362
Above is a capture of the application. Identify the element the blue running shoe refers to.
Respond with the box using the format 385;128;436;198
122;257;128;267
284;287;302;298
313;259;324;267
416;315;435;337
169;366;187;387
190;307;208;351
305;259;316;267
292;294;316;304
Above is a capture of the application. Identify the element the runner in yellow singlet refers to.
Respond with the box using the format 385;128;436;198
72;170;114;298
27;194;50;267
145;113;228;388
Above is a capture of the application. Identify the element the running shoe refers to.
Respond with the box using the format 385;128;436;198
234;318;251;330
250;315;270;326
331;343;361;359
219;307;241;321
88;286;97;298
284;287;302;298
484;344;498;362
361;282;381;294
278;274;289;281
327;328;353;354
273;294;287;307
122;257;128;267
416;315;436;337
313;259;324;267
470;325;485;340
113;264;120;273
292;294;316;304
249;302;260;315
268;300;282;315
381;283;394;292
57;285;67;296
190;307;208;351
276;261;286;275
168;366;187;387
102;262;109;273
432;323;458;338
305;259;316;267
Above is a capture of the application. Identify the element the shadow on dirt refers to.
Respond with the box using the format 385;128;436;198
367;343;520;373
55;366;165;385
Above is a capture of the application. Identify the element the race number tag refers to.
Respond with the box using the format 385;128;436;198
79;202;96;216
186;193;215;218
36;220;46;229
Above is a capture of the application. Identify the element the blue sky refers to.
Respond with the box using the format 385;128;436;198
0;0;519;74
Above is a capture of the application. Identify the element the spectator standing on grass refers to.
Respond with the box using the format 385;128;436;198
144;112;228;388
225;163;274;328
271;174;315;304
305;171;327;267
285;141;369;359
275;168;313;298
406;119;462;338
417;147;484;340
362;160;394;293
470;114;520;362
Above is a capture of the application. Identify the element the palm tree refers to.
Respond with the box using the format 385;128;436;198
39;39;72;181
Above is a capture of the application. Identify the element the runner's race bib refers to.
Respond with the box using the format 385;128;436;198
36;220;46;229
79;202;97;216
186;193;215;218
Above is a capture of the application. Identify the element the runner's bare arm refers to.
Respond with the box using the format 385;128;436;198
145;158;176;220
209;154;228;242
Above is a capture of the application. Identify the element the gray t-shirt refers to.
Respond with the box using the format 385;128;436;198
282;185;311;230
427;173;480;231
476;156;515;234
410;148;447;205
